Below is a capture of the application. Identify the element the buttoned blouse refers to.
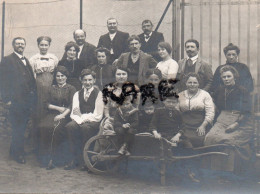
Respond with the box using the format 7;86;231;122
156;58;179;79
178;89;215;124
30;53;58;76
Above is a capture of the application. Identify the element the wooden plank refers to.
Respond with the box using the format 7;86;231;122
238;0;241;47
228;0;231;43
219;0;222;66
181;0;185;59
257;2;260;92
209;0;212;65
247;2;251;69
200;0;203;57
172;0;181;61
191;0;194;38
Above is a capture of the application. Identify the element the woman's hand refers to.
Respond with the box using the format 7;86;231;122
226;122;239;133
54;114;65;122
171;133;181;143
153;130;161;139
58;107;67;113
122;123;130;128
197;125;206;136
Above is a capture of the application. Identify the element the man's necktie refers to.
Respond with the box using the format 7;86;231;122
187;58;193;67
84;91;90;101
20;57;26;66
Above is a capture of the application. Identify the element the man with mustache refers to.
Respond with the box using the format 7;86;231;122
138;20;165;62
97;18;129;63
113;35;157;86
0;37;37;164
62;29;96;69
177;39;213;92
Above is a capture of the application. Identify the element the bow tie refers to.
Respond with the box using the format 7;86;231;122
40;57;49;61
20;57;25;60
145;35;150;39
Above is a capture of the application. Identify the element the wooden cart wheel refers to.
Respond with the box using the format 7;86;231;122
83;135;120;174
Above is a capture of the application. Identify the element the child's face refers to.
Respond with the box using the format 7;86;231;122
144;105;155;115
163;97;178;109
122;97;132;110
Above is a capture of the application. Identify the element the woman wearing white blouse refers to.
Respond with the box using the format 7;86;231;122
30;36;58;149
156;42;179;80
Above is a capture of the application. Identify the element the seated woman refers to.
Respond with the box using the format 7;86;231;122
204;65;254;175
91;47;114;90
114;84;139;156
149;79;182;141
58;41;85;90
156;42;179;80
37;66;76;169
176;72;215;148
64;69;104;170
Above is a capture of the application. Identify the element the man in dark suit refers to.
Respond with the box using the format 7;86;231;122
0;37;37;164
63;29;96;69
177;39;213;92
138;20;165;62
97;18;129;63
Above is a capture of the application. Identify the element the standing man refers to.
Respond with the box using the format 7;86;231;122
0;37;37;164
113;35;157;86
138;20;165;62
177;39;213;92
97;18;129;63
63;29;96;69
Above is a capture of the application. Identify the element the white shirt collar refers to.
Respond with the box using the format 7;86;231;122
14;51;24;59
187;54;198;64
83;86;94;93
109;32;117;40
145;32;152;38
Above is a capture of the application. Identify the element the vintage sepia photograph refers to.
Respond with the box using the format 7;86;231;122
0;0;260;193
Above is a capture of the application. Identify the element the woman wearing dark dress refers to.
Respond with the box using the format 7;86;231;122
58;41;85;90
37;66;76;169
205;65;254;175
91;47;113;90
211;43;254;93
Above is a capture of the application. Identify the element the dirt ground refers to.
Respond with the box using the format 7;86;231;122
0;133;260;194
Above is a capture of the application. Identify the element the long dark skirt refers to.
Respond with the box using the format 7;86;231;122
38;113;70;166
204;110;254;173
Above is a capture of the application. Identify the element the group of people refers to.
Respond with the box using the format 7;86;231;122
0;18;255;182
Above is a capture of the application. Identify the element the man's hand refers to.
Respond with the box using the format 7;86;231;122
197;125;206;136
226;122;239;133
153;131;161;139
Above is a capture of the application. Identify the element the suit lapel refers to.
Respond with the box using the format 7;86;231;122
80;42;88;59
195;58;202;74
138;51;145;79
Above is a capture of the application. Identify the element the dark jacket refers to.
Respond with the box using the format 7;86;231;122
113;51;157;86
0;53;37;108
138;31;164;62
62;42;96;69
177;57;213;92
212;62;254;93
98;31;129;60
91;64;114;90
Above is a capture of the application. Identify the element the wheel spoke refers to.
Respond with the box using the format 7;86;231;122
87;151;99;155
